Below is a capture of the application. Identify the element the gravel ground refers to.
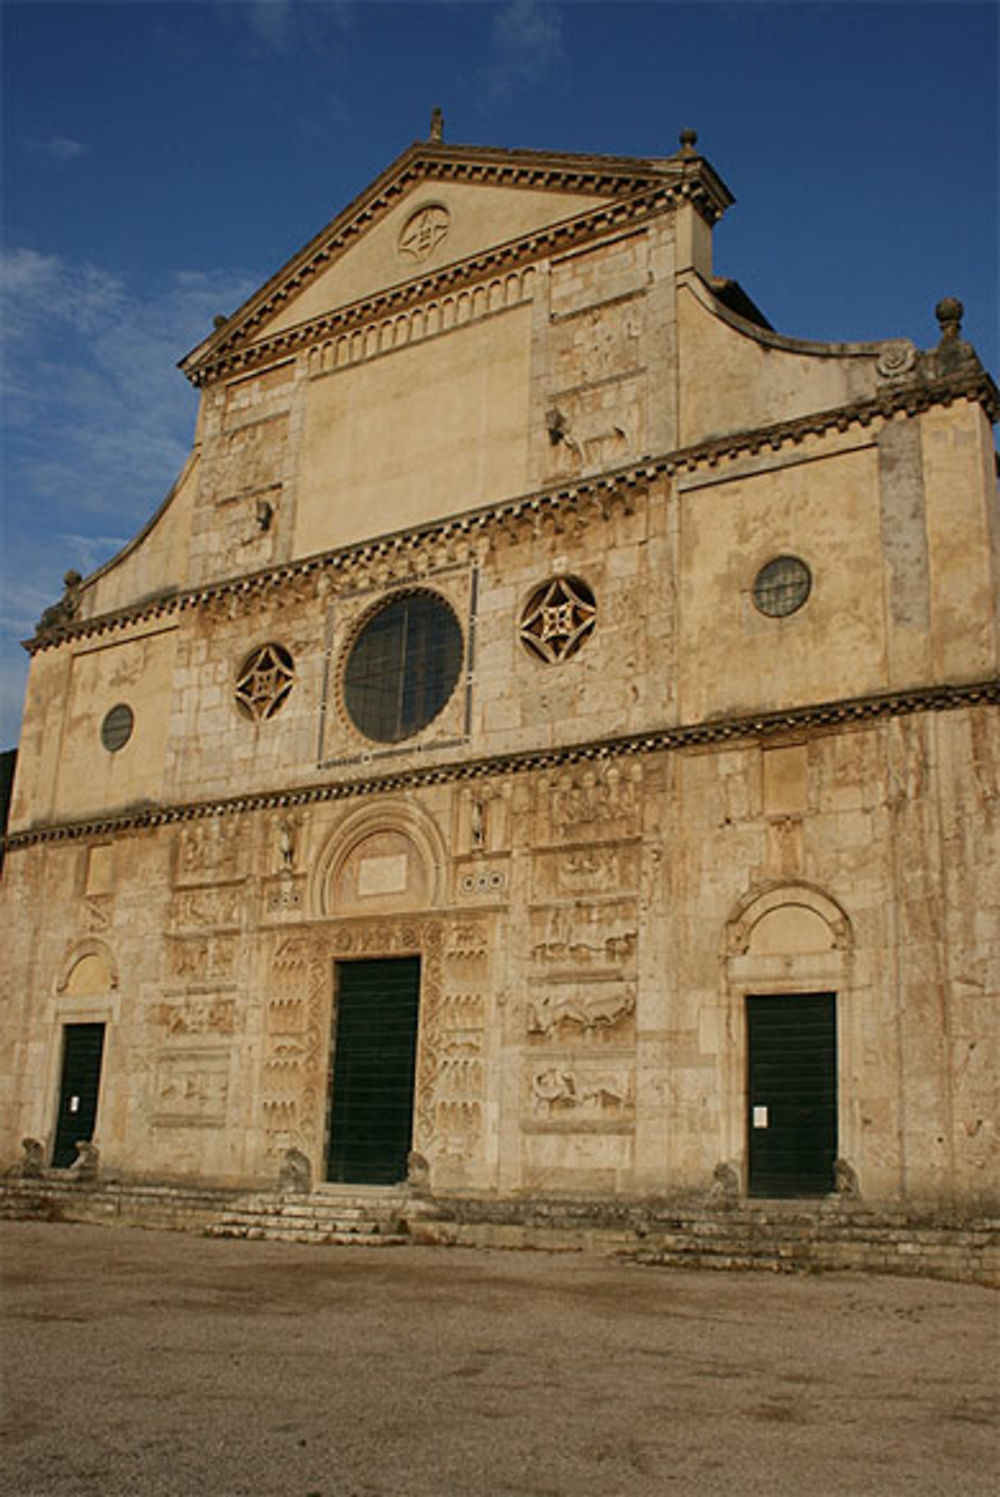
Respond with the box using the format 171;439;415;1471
1;1221;997;1497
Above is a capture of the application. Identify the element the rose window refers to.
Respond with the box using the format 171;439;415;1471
519;576;597;663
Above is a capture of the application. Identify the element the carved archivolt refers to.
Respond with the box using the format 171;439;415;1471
311;800;448;918
56;938;119;995
725;881;853;958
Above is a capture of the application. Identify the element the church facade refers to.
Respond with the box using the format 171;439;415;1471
2;131;997;1215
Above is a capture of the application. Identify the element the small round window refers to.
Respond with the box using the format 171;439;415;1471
235;642;295;721
343;591;463;744
520;576;597;663
752;556;812;618
100;703;134;753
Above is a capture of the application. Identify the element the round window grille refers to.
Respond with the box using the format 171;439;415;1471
752;556;812;618
519;576;597;663
100;703;134;753
235;642;295;721
343;591;463;744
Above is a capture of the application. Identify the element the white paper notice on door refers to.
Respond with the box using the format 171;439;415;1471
752;1105;768;1129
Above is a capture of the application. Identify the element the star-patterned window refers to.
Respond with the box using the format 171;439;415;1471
519;576;597;664
235;642;295;721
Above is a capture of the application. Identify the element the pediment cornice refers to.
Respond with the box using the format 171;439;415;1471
181;142;733;388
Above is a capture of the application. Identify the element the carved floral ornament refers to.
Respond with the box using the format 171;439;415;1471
519;575;597;663
397;203;450;264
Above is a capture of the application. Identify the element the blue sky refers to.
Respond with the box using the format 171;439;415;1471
1;0;997;747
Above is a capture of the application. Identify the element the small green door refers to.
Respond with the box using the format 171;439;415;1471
747;993;837;1197
327;957;421;1185
52;1023;106;1168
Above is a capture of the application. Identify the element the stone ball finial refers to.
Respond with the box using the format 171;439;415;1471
63;570;82;590
679;127;698;154
935;297;964;337
429;106;444;144
213;313;228;330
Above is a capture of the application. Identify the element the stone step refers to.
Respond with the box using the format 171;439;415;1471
206;1222;409;1246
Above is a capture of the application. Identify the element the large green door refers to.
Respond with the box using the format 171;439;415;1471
52;1023;106;1169
327;957;421;1185
747;992;837;1198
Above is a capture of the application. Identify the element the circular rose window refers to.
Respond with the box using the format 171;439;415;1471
752;556;812;618
343;591;463;744
100;703;134;752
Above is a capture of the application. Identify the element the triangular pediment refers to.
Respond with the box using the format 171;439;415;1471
181;139;732;386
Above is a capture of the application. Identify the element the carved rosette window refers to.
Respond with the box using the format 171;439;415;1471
519;576;597;664
235;642;295;721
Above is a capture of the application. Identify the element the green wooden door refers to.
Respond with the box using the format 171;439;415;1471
747;993;837;1197
52;1023;105;1169
327;957;421;1185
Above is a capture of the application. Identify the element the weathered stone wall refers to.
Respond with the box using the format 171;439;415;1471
2;699;995;1209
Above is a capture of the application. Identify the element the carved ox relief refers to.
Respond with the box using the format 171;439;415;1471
526;981;636;1043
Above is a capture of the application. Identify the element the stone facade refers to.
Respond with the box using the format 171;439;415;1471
2;132;997;1217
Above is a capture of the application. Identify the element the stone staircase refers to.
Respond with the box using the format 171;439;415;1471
204;1185;414;1246
2;1176;996;1284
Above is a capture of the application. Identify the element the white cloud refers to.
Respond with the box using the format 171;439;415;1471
479;0;565;100
26;136;90;162
0;248;259;745
237;0;353;52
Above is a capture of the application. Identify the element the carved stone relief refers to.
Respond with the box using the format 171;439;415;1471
544;762;642;842
151;996;237;1038
174;818;241;886
260;934;327;1157
455;862;509;901
526;1063;635;1128
81;895;112;933
170;886;243;931
530;901;638;973
526;980;636;1043
166;935;239;984
261;874;305;920
531;844;639;901
153;1047;230;1129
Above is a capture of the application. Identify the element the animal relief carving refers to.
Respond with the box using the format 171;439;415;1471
530;1066;634;1121
527;983;636;1041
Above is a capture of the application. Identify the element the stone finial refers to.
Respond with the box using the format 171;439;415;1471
213;313;228;331
429;107;444;144
679;127;698;156
63;569;82;591
933;295;979;375
935;296;964;342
